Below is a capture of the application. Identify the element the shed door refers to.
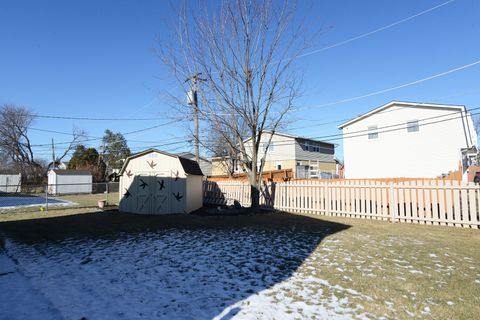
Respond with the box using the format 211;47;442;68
135;172;171;214
136;174;152;214
152;173;171;214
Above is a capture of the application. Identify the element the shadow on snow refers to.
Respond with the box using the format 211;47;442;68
0;210;350;319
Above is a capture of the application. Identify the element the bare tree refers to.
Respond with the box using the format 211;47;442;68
47;127;86;170
0;103;84;182
0;104;40;178
160;0;309;207
206;124;238;177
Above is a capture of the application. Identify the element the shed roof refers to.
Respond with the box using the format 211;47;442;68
178;157;204;175
177;152;211;163
50;170;91;176
0;170;20;175
338;101;466;129
119;148;203;176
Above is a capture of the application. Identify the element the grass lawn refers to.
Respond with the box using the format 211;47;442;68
0;192;119;214
0;210;479;319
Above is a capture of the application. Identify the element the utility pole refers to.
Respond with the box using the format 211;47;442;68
51;138;56;170
186;73;206;163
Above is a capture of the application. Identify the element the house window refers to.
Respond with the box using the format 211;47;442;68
407;120;419;133
276;161;282;170
303;141;322;152
368;126;378;139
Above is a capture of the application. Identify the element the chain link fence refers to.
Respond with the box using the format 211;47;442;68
0;182;119;213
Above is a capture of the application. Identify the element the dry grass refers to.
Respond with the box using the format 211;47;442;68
0;192;118;214
293;213;480;319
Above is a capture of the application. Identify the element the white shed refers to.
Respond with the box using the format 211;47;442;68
47;170;92;195
118;149;204;214
0;173;21;193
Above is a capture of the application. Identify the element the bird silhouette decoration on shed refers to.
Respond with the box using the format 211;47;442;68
158;179;165;190
139;179;148;189
147;160;157;169
173;192;183;202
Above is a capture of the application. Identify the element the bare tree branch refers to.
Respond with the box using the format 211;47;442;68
159;0;311;207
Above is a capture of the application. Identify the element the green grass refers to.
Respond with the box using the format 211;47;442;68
0;210;479;319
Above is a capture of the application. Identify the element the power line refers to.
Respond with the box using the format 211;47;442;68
30;120;178;147
297;59;480;111
31;114;171;121
292;87;480;126
296;0;456;59
204;110;478;158
322;110;480;143
201;106;477;149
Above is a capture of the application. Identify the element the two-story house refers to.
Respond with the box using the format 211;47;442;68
338;101;477;179
211;131;336;178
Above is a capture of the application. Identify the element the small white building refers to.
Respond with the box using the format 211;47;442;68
118;149;204;214
0;173;21;193
47;170;92;195
338;101;477;179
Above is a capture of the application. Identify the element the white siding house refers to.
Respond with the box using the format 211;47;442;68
339;101;477;179
47;170;92;195
119;149;204;214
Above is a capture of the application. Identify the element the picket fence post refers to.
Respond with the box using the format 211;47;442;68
325;184;330;216
389;183;396;223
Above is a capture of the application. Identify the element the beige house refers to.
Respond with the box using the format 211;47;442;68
211;131;336;178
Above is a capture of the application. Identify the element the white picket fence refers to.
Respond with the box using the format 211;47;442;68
203;180;480;228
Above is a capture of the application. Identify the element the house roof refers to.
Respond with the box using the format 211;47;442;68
176;152;211;163
243;131;335;146
338;101;467;129
50;170;91;176
0;171;20;175
119;148;203;176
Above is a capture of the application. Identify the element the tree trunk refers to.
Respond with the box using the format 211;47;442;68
250;184;260;208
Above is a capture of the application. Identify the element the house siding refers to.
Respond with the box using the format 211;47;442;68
342;103;476;178
294;139;335;162
210;132;336;176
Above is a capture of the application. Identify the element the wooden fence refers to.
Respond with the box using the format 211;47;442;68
207;169;293;183
203;180;480;229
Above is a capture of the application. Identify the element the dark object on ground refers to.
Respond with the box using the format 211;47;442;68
193;204;274;216
474;172;480;184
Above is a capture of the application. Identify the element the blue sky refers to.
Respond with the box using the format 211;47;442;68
0;0;479;161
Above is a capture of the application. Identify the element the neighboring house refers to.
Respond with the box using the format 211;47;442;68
211;131;336;178
47;170;92;195
334;158;344;179
338;101;477;179
177;152;213;177
118;149;203;214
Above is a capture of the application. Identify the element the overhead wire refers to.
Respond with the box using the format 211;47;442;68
295;0;456;60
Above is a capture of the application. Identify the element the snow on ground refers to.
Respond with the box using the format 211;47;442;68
1;227;372;320
0;252;62;320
